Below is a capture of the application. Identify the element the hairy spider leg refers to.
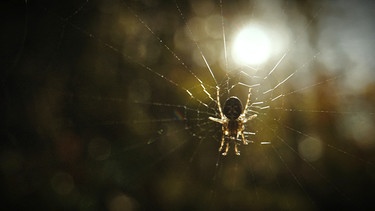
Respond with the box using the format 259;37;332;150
242;88;258;123
216;86;229;154
208;86;227;154
237;88;257;146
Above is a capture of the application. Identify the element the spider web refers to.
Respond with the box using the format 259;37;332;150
3;0;375;210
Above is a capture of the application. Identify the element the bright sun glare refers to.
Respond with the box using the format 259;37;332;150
232;25;271;66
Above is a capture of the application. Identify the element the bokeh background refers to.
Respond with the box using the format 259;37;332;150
3;0;375;210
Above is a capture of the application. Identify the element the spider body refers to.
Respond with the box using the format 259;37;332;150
209;87;257;155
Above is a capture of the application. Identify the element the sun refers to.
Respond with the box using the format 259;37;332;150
232;25;272;66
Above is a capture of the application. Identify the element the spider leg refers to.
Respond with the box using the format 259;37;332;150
216;86;224;119
234;143;240;156
241;132;248;145
240;88;258;123
219;134;225;152
208;86;226;124
222;142;229;156
243;88;252;113
245;114;257;122
209;117;223;124
236;123;247;145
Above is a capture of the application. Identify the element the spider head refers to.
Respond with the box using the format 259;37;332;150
223;96;243;120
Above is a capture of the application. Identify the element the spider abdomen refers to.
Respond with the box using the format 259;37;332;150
223;96;243;120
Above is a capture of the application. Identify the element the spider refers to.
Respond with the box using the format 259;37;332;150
209;86;257;155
